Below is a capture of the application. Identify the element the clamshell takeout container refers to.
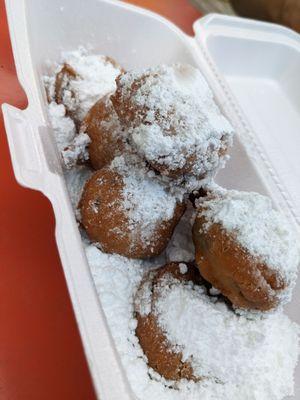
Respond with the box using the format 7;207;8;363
2;0;300;399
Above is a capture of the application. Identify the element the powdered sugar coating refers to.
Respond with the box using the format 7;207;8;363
110;155;180;245
45;48;121;167
197;190;300;287
46;102;90;168
58;47;120;121
115;64;233;181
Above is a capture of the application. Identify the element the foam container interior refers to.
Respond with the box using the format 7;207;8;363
3;1;300;399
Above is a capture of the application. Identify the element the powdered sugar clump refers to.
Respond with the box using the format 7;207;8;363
47;101;76;153
197;190;300;288
62;132;91;168
47;101;91;168
179;263;188;274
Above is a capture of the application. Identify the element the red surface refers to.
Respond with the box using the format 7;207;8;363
0;1;200;399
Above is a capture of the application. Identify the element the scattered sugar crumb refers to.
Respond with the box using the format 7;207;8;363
179;263;188;274
209;287;221;296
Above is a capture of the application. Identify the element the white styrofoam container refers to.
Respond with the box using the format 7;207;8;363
2;1;300;399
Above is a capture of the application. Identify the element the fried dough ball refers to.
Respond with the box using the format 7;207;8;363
111;64;233;184
134;262;202;381
80;97;125;170
134;261;299;392
193;189;300;311
79;156;185;258
54;55;121;126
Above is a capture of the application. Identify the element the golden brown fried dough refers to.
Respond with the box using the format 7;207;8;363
80;98;125;170
193;216;285;311
134;262;202;381
111;65;233;182
80;168;185;259
191;186;299;313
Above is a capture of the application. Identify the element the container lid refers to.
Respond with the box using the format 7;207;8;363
194;14;300;228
